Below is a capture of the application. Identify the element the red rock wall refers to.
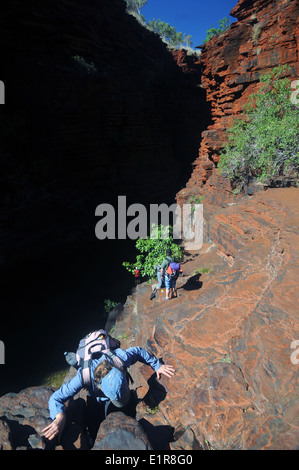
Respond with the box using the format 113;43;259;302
114;188;299;450
177;0;299;205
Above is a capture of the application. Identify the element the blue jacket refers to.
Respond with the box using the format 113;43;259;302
49;347;162;420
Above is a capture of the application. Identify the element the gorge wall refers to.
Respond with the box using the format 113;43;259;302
0;0;208;395
0;0;209;271
177;0;299;207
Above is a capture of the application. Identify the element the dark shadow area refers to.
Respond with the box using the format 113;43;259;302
0;0;212;396
137;373;174;450
267;177;299;188
138;418;174;450
145;373;168;406
181;273;203;291
2;418;35;449
83;389;139;444
1;417;53;450
59;423;86;450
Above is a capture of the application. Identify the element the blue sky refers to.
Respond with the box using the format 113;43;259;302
141;0;239;47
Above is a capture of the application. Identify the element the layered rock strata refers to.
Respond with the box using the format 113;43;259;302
177;0;299;204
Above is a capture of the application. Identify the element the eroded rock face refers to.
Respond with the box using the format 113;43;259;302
0;387;55;450
177;0;299;202
115;187;299;450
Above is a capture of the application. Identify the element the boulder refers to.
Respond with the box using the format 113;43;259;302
92;412;152;450
0;386;88;450
0;387;54;450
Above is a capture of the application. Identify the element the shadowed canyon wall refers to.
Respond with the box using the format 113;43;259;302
0;0;208;393
0;0;209;271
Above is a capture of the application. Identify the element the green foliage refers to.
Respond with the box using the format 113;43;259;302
125;1;192;49
193;268;210;275
122;224;182;278
104;299;118;314
188;195;204;204
203;17;231;44
124;0;147;14
218;354;232;363
219;65;299;186
147;19;193;48
41;368;70;387
188;195;204;212
146;405;159;414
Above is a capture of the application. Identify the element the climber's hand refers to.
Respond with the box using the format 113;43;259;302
42;412;66;441
156;364;175;379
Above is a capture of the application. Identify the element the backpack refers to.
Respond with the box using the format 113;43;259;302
162;256;174;272
64;329;125;388
166;262;180;278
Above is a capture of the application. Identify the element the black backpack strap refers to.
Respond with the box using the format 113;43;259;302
126;370;134;384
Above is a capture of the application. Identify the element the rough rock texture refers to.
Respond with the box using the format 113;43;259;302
0;385;90;450
0;387;55;450
92;412;152;450
114;187;299;450
177;0;299;204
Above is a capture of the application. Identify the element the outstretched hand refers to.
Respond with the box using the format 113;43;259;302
42;412;66;441
156;364;175;380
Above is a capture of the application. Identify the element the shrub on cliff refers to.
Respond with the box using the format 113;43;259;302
124;1;193;49
125;0;147;15
122;224;182;278
147;19;193;48
219;65;299;187
203;17;231;44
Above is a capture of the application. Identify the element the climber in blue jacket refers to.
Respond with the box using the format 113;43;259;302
42;346;175;442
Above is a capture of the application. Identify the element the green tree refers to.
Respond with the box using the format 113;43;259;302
122;224;182;278
203;16;231;44
219;65;299;187
125;0;147;15
147;19;193;48
125;2;193;48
